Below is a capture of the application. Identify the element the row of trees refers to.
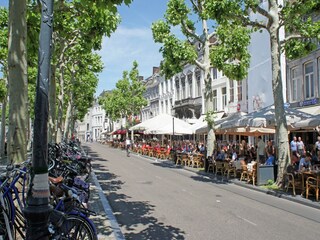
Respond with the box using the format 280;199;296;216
151;0;319;183
99;61;147;137
0;0;133;164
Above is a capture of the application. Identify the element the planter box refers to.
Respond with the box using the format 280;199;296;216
257;164;274;185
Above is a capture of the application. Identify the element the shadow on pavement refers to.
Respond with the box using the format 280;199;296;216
85;145;186;240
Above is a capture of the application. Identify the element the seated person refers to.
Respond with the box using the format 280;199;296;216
231;148;238;162
199;144;205;154
216;150;225;161
299;152;312;171
265;150;274;166
311;149;320;165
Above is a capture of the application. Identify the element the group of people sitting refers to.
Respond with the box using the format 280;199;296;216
211;138;276;167
290;135;320;171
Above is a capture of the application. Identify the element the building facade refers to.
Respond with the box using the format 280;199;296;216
76;100;107;142
141;68;161;122
286;48;320;115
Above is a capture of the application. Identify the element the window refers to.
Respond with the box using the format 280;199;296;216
237;81;243;101
175;79;180;100
211;68;218;80
291;68;301;101
304;62;314;99
188;74;193;98
181;77;186;99
229;80;234;103
222;87;227;109
196;70;201;97
212;90;217;111
161;101;164;113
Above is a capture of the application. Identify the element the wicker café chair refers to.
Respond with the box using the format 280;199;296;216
306;173;320;201
224;162;237;179
192;155;203;168
282;165;302;196
181;154;189;166
240;162;257;185
215;161;225;175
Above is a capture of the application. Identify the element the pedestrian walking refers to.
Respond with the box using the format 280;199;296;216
126;138;131;157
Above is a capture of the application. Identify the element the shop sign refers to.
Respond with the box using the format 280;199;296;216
299;98;318;107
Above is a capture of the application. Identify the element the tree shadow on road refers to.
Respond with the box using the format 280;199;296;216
82;145;108;162
106;191;186;240
86;146;186;239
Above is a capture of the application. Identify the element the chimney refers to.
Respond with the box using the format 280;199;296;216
153;66;160;75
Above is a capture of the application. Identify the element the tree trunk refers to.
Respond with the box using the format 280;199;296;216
0;96;7;163
63;99;72;139
70;106;75;138
269;5;290;185
56;62;64;143
49;64;56;143
202;17;216;171
7;0;28;163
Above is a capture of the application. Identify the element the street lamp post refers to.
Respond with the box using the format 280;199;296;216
172;117;175;140
171;106;175;141
23;1;54;239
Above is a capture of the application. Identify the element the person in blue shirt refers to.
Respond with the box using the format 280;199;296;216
265;150;274;165
290;136;298;156
216;150;225;161
299;152;312;171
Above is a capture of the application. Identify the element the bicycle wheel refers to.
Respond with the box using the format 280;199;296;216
56;215;97;240
0;193;14;240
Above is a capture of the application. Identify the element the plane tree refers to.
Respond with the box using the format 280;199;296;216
203;0;320;183
151;0;233;166
100;61;147;138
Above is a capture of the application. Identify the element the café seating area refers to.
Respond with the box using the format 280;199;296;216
107;139;320;202
282;164;320;201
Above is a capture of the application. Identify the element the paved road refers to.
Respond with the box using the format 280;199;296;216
85;143;320;240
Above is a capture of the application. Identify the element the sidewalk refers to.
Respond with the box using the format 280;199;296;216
88;171;125;240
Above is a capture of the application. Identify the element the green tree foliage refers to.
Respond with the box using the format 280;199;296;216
100;61;147;129
152;0;218;159
203;0;320;183
0;7;8;101
152;0;198;78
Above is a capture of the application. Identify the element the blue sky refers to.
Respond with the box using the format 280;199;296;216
98;0;167;95
0;0;168;95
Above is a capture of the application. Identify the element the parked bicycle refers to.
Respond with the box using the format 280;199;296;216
0;141;97;239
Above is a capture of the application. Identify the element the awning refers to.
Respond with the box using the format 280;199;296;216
194;112;225;134
112;129;126;135
298;105;320;115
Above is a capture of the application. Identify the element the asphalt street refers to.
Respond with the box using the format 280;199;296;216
85;143;320;240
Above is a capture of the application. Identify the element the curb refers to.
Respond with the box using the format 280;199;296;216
91;171;126;240
132;152;320;210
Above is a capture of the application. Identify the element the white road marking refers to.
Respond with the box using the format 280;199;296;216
236;215;257;226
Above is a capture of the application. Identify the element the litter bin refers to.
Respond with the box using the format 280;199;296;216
257;164;274;185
